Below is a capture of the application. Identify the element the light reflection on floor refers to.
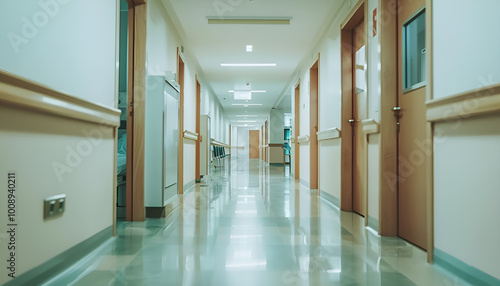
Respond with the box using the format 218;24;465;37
43;157;470;286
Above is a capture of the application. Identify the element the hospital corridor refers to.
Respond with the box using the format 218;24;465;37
1;0;499;285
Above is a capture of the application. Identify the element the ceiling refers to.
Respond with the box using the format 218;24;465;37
162;0;341;128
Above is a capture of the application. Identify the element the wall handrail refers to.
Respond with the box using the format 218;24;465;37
316;128;341;141
361;119;380;134
297;135;310;144
210;138;230;147
0;70;121;127
183;130;199;141
426;83;500;122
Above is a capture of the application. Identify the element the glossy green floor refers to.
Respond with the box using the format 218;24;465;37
44;158;469;286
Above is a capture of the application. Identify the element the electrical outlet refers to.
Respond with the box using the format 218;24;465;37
44;194;66;219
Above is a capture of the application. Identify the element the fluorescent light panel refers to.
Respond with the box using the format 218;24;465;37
237;120;256;123
246;45;253;52
234;90;252;100
221;63;276;67
228;90;266;93
207;17;291;25
232;104;262;106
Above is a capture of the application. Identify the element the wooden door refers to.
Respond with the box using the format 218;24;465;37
249;130;260;159
397;0;427;250
352;19;367;217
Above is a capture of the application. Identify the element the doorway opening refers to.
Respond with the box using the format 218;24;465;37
116;0;129;222
340;0;366;214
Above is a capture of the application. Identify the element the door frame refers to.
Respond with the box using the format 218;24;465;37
195;76;201;182
340;0;367;212
126;0;147;222
378;0;434;262
294;81;300;180
310;59;319;190
177;49;185;194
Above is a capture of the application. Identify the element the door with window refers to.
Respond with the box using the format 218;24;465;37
397;0;427;250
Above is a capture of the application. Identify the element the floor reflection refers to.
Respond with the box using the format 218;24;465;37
44;158;471;286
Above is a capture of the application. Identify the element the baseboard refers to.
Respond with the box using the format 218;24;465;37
300;179;310;189
4;226;112;286
434;248;500;286
146;207;165;218
367;216;379;232
183;180;196;194
319;191;340;211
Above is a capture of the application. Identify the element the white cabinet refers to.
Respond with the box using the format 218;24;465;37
145;76;179;209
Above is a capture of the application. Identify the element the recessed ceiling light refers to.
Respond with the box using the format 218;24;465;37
221;63;276;67
232;104;262;106
246;45;253;52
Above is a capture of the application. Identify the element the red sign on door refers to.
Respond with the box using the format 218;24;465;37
373;8;377;37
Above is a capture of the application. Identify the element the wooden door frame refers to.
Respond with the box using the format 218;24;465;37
260;125;263;160
310;59;319;190
340;0;366;212
113;0;120;235
294;81;300;180
126;1;147;222
378;0;434;262
177;49;185;194
195;76;201;182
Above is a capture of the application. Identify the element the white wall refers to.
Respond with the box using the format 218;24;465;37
0;1;117;282
432;1;500;280
230;125;238;147
434;115;500;280
202;88;228;143
0;0;117;107
269;109;285;144
237;127;251;158
146;0;229;188
0;109;115;283
313;1;347;199
289;0;382;222
298;69;311;186
433;0;500;99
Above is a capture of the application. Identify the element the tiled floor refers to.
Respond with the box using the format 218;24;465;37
44;158;470;285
